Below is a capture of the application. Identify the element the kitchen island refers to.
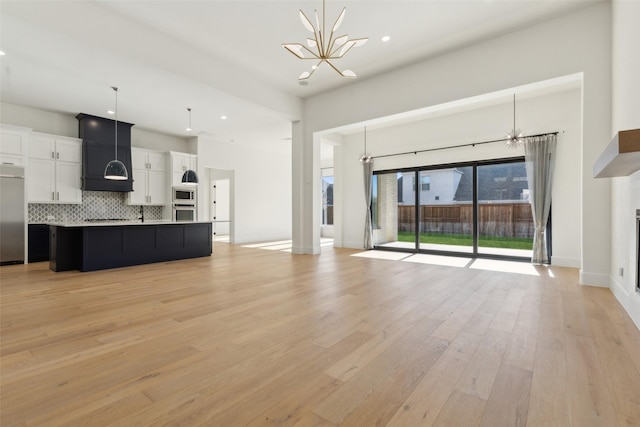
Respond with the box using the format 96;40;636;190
49;220;212;272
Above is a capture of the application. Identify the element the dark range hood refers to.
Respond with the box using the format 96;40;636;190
77;113;134;192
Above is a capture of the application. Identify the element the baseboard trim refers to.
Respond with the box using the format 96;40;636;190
579;271;610;287
551;256;581;268
343;240;365;250
610;276;640;330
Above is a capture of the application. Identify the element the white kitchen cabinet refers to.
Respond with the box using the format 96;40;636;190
27;133;82;204
127;148;167;205
0;124;29;166
170;151;197;186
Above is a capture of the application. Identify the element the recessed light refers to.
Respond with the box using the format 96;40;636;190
381;35;391;42
220;115;227;120
106;110;115;115
0;51;5;56
186;127;192;132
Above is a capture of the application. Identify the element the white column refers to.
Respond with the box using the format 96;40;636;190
292;121;321;254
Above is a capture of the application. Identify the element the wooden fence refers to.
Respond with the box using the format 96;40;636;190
398;203;534;238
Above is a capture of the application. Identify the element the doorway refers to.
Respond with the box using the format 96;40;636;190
206;168;234;243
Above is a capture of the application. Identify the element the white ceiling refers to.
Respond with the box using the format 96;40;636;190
0;0;598;146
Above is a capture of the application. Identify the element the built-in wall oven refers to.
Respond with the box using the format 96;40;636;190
173;203;196;222
172;186;196;222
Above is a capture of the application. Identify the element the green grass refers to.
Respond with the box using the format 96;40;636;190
397;231;533;249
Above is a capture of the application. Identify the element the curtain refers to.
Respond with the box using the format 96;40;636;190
363;159;374;249
524;134;557;264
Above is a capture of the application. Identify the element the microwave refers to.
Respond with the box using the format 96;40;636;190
173;187;196;203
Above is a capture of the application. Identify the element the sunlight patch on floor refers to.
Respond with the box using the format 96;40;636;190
403;253;473;267
243;240;293;249
350;249;539;276
351;251;413;261
242;238;333;252
469;258;540;276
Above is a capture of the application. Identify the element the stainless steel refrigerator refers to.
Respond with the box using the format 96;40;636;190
0;165;25;265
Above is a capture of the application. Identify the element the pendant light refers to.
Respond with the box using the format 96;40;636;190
181;107;199;186
505;93;524;148
104;86;129;180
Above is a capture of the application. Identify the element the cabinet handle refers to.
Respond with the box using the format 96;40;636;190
57;152;60;160
51;151;55;159
57;192;59;201
52;192;55;200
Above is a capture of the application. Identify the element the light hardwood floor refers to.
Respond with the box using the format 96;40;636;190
1;242;639;426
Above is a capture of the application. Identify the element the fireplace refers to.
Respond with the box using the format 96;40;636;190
637;209;640;293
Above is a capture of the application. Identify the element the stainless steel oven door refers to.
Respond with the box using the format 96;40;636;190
173;205;196;222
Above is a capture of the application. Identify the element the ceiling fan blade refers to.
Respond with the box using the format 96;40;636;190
299;10;315;32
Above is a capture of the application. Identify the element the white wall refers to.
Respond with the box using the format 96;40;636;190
131;129;188;152
334;89;582;268
1;102;77;137
610;0;640;327
196;135;292;244
0;101;189;151
296;3;611;286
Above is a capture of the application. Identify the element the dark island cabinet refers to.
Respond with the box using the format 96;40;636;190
50;222;212;272
28;224;50;262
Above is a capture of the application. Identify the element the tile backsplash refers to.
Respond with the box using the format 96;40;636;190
28;191;163;223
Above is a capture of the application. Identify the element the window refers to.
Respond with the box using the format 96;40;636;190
421;176;430;191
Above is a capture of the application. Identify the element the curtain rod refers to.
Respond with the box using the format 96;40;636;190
371;131;559;160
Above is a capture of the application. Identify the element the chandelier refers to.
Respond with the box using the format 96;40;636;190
282;0;368;80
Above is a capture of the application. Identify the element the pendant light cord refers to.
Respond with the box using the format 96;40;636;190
513;93;516;132
364;125;367;153
113;86;118;161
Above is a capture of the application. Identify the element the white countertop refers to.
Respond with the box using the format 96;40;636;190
47;220;212;227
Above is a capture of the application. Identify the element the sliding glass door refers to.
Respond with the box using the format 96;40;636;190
372;157;539;261
418;167;473;254
477;162;533;258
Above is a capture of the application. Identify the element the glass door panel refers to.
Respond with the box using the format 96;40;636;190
476;162;533;258
372;172;415;249
418;167;473;253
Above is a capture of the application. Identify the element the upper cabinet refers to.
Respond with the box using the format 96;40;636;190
127;147;167;206
0;124;30;166
169;151;197;187
27;133;82;204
